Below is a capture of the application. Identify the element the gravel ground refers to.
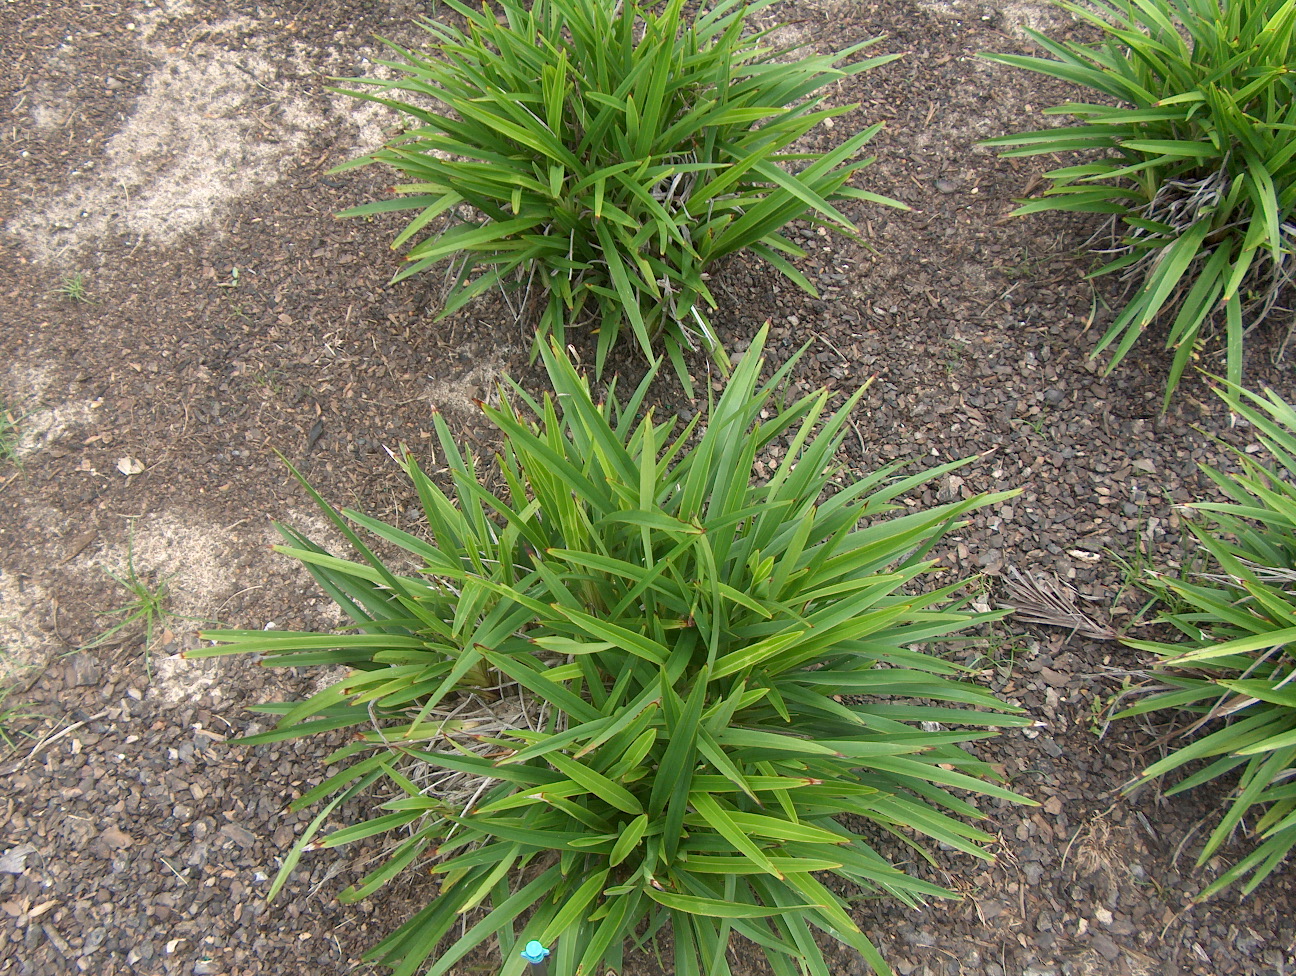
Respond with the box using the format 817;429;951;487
2;0;1295;974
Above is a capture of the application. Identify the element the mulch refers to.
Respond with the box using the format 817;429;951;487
2;0;1295;974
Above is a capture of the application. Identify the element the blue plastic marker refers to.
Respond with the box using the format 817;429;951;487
521;940;551;976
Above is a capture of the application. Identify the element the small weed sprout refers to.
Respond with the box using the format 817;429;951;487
0;401;21;466
0;702;39;750
0;648;41;751
1012;413;1047;437
1085;691;1113;738
0;693;39;750
83;531;186;678
967;633;1021;682
56;272;92;303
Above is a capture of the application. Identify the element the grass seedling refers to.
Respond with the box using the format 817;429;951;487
1106;505;1202;628
997;244;1047;279
56;272;92;303
1106;543;1161;629
967;633;1021;682
1012;413;1047;436
0;690;39;749
253;371;285;395
0;400;21;467
0;650;40;750
83;532;176;679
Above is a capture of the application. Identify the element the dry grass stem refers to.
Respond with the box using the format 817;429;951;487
999;566;1119;641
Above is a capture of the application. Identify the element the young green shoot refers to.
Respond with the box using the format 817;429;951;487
56;272;93;304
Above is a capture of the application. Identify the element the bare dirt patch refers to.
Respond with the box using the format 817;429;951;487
916;0;1076;36
14;27;312;262
0;574;51;684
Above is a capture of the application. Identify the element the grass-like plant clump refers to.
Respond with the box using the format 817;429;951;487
332;0;904;391
0;400;21;467
982;0;1296;406
1118;380;1296;899
194;327;1034;976
55;272;92;303
82;531;178;679
0;666;40;751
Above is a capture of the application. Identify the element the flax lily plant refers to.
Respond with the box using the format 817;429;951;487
982;0;1296;406
194;327;1033;976
330;0;904;392
1118;380;1296;899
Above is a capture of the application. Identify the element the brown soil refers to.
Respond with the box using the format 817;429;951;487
2;1;1294;975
